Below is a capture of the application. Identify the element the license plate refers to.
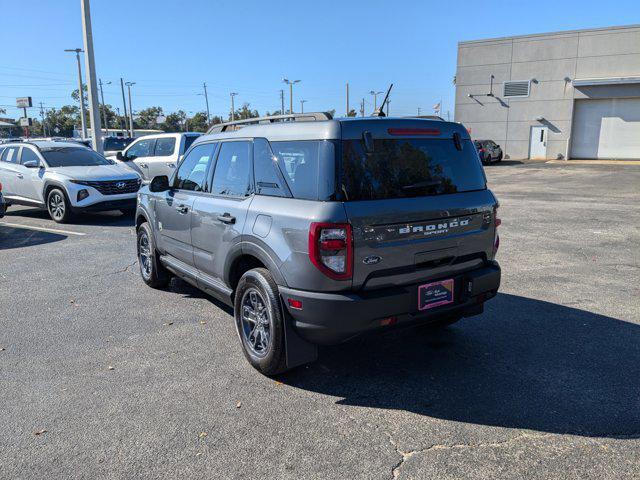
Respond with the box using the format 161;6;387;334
418;279;454;311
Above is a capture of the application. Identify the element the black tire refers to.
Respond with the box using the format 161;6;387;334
496;153;503;162
46;188;72;223
234;268;287;376
136;222;171;289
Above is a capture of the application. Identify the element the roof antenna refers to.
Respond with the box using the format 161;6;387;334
372;83;393;117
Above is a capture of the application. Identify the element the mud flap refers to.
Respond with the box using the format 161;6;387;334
280;298;318;370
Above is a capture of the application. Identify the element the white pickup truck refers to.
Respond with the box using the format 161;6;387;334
110;132;201;181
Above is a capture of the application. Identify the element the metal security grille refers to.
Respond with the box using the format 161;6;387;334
76;178;141;195
503;81;530;97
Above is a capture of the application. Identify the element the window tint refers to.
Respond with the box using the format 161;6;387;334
0;147;5;160
174;143;214;191
1;147;20;163
41;147;111;167
341;138;485;201
253;138;289;198
20;148;40;165
126;138;155;159
103;137;133;151
211;141;252;197
154;137;176;156
182;135;199;153
270;140;335;200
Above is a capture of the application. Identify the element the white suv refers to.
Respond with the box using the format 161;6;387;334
112;132;201;181
0;141;141;223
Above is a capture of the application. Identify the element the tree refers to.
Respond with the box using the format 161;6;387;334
44;105;80;137
162;110;186;133
136;106;164;130
187;111;210;132
229;103;259;122
347;109;357;117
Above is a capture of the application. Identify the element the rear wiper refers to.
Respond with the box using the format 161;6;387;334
402;180;441;190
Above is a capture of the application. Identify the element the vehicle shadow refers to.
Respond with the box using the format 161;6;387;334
484;160;523;167
0;225;67;250
280;293;640;439
4;207;134;227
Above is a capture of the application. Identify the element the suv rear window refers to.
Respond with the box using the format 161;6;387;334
340;138;485;201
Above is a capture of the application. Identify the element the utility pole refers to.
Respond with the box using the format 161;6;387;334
279;89;285;115
99;79;111;135
346;82;349;116
65;48;87;140
230;92;238;121
369;90;383;112
283;78;300;114
39;102;47;136
120;78;129;137
80;0;103;153
360;98;365;117
300;99;307;113
203;82;210;123
125;81;136;138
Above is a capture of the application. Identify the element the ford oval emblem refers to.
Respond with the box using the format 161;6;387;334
363;255;382;265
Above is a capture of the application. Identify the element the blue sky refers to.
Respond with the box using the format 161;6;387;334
1;0;639;120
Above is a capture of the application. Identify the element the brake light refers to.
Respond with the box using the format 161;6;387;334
493;207;501;254
0;182;2;191
478;148;485;153
387;128;440;136
309;222;353;280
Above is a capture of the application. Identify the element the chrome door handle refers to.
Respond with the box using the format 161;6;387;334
139;163;148;168
217;213;236;224
176;204;189;214
16;173;23;179
166;163;176;168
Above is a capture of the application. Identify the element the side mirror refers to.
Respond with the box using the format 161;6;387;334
116;151;125;161
23;160;40;168
149;175;170;192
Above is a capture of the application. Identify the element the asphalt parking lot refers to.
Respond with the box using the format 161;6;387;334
1;161;638;479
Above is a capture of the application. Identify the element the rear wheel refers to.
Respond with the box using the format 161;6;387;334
234;268;287;376
137;222;171;288
496;152;503;162
47;188;72;223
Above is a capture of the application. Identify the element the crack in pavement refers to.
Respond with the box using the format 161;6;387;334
89;261;138;278
387;432;553;479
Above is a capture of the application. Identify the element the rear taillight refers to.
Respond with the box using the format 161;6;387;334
309;222;353;280
493;207;501;254
0;182;2;191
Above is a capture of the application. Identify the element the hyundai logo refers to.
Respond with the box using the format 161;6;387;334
116;182;126;189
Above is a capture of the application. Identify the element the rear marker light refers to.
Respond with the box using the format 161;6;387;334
387;128;440;136
308;222;353;281
380;316;398;326
287;298;303;310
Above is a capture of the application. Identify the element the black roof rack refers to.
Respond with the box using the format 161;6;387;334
206;112;333;134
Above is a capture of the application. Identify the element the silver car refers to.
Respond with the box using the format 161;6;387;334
0;140;141;223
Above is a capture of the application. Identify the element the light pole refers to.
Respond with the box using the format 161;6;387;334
300;99;307;113
202;82;210;123
283;78;300;114
125;81;136;137
65;48;87;140
369;90;383;112
230;92;238;121
80;0;103;153
99;79;111;135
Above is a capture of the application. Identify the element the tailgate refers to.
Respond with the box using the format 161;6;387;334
345;190;497;290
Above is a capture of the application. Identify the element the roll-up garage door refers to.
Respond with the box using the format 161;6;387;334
570;98;640;159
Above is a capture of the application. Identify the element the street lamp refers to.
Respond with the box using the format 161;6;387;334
369;90;383;111
230;92;238;121
64;48;87;139
283;78;301;114
300;99;307;113
125;81;136;137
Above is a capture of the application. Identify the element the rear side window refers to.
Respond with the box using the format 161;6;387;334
174;143;214;191
253;138;289;198
341;138;485;201
154;137;176;156
270;140;335;201
211;141;252;197
1;147;19;163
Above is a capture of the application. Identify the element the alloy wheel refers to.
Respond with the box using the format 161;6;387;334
48;192;65;221
138;231;152;279
240;287;272;357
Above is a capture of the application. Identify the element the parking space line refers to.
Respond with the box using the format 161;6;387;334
0;222;87;236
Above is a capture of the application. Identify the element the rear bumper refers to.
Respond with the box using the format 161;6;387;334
71;198;137;212
280;262;501;345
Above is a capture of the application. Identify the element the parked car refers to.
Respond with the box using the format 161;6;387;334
135;114;501;375
111;132;201;181
0;141;141;223
103;136;134;158
474;139;503;163
0;181;5;218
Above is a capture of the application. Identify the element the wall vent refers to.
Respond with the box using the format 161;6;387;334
503;81;530;97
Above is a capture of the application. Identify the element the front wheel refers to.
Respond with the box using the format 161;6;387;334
47;188;72;223
234;268;287;376
137;222;171;289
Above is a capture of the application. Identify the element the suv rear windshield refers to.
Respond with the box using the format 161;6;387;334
340;138;485;201
41;147;111;167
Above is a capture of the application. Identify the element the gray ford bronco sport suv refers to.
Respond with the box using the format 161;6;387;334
135;113;501;375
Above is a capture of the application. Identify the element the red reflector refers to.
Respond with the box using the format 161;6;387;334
380;316;398;326
320;239;346;250
287;298;303;310
495;218;502;227
387;128;440;136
